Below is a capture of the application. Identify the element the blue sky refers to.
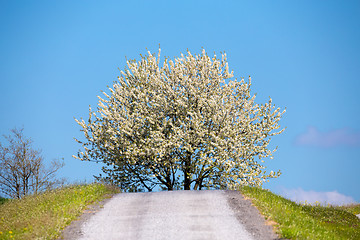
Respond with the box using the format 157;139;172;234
1;0;359;204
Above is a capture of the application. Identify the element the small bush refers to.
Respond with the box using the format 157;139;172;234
0;197;8;205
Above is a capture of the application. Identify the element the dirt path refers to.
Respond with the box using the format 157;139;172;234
60;190;278;240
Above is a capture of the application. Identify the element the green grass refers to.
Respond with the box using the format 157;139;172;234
0;183;119;240
339;204;360;216
240;186;360;240
1;184;358;239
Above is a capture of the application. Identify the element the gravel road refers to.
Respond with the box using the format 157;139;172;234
61;190;278;240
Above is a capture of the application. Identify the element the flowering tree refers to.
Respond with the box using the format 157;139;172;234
74;49;285;191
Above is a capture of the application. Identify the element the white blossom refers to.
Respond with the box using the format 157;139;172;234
74;48;285;191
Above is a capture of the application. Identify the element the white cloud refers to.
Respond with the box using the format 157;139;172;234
278;187;357;206
294;126;360;147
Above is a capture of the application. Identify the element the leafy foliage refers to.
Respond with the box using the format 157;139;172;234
75;48;285;191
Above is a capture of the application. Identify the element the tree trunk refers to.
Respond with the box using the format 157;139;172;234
194;177;203;190
184;151;191;190
165;169;173;191
184;173;190;190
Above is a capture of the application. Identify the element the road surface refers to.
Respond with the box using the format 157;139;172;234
62;190;277;240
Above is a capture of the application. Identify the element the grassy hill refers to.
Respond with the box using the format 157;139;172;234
0;184;359;239
0;183;119;240
240;186;360;240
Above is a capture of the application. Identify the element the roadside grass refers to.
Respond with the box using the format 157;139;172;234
0;183;119;240
339;203;360;216
240;186;360;240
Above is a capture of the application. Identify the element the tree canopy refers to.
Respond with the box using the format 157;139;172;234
74;48;285;191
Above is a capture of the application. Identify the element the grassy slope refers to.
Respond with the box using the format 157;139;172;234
240;186;360;240
339;204;360;216
1;185;359;239
0;184;119;240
